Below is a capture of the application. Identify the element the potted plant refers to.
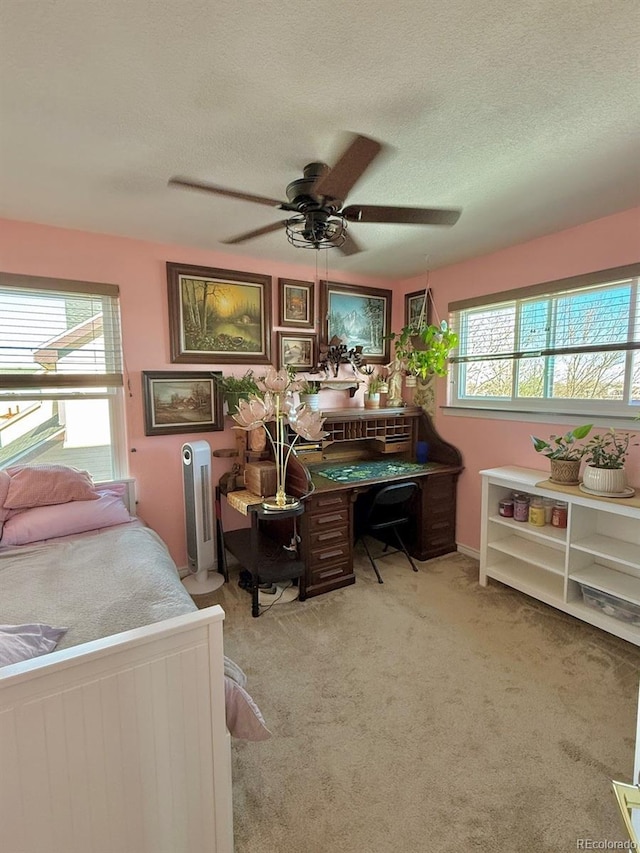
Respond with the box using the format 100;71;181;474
214;370;261;415
581;428;638;495
299;378;322;412
530;424;593;485
388;320;458;404
364;371;384;409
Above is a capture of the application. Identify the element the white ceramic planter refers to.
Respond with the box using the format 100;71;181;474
404;375;417;388
300;393;321;412
364;393;380;409
582;464;627;494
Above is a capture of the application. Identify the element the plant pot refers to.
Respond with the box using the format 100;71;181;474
404;375;417;388
364;393;380;409
582;464;627;494
549;458;581;486
300;393;321;412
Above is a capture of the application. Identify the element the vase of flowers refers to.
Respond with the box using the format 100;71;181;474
581;428;637;494
232;368;327;510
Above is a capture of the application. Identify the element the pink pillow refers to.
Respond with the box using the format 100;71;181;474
224;677;271;741
0;470;10;527
5;465;98;509
0;493;132;546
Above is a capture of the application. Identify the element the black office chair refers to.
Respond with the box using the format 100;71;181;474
354;482;420;583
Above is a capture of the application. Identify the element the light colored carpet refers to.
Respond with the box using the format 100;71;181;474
195;549;639;853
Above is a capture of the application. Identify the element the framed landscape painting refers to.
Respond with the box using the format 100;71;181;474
279;278;314;328
276;332;317;371
142;371;223;436
320;281;392;363
405;288;431;328
167;262;272;364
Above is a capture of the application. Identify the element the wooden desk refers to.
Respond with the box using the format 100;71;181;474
287;407;463;599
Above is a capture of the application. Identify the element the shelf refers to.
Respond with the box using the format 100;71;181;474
489;514;567;545
488;535;565;575
570;564;640;606
563;598;640;645
484;558;565;604
571;533;640;571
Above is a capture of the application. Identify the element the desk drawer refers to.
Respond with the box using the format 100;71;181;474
308;559;352;587
308;492;349;513
309;524;350;552
308;538;352;569
307;505;350;532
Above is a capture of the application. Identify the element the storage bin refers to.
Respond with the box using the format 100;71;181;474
580;585;640;625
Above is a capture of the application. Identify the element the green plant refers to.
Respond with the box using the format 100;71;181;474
389;321;458;379
214;370;260;396
366;372;384;394
583;428;637;469
530;424;593;460
299;378;321;395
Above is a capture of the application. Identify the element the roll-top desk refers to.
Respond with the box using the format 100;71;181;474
286;406;463;599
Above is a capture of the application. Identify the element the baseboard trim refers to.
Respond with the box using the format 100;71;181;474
456;543;480;561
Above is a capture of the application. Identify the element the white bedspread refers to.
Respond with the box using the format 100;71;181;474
0;522;196;650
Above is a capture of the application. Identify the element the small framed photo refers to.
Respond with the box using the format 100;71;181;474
405;289;431;328
142;371;223;436
276;332;317;371
278;278;315;328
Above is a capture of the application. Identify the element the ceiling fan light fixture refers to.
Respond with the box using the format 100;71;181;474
285;212;347;250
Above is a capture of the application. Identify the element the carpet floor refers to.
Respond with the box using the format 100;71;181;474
195;548;640;853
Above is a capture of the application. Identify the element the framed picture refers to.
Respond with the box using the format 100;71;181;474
320;281;392;364
276;332;317;371
279;278;314;328
142;371;223;436
405;288;431;328
167;262;272;364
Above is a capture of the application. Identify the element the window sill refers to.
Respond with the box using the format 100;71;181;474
441;406;639;430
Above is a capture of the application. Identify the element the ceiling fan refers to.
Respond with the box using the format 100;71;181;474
168;133;461;256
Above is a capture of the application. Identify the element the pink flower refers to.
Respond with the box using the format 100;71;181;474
289;405;327;442
260;367;289;395
231;395;275;430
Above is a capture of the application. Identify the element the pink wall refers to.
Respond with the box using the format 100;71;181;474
0;218;397;564
398;207;640;553
1;207;638;562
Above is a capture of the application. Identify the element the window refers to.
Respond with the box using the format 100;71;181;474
449;264;640;418
0;272;126;479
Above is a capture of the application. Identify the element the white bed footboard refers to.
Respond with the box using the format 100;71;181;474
0;607;233;853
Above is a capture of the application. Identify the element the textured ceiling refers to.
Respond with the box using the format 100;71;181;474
1;0;639;278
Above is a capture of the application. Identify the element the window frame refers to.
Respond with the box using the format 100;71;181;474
447;263;640;421
0;272;128;478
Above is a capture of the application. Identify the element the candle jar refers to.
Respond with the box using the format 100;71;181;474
543;497;555;524
513;495;530;522
499;498;514;518
551;501;568;528
528;497;546;527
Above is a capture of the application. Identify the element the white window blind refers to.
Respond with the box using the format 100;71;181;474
0;273;125;479
448;264;640;417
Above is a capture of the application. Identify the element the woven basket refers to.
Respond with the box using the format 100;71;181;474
549;458;581;485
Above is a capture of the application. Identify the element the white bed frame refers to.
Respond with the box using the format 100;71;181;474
0;594;233;852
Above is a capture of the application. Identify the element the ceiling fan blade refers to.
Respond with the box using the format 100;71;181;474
169;176;286;208
313;134;383;202
337;230;363;256
343;205;462;226
221;220;287;245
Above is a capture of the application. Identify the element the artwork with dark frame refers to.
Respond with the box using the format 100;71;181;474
320;280;392;364
278;278;314;328
142;371;223;436
277;332;317;371
405;288;432;328
167;262;272;364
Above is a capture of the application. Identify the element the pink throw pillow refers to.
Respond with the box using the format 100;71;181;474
0;494;132;546
0;470;10;525
4;465;98;509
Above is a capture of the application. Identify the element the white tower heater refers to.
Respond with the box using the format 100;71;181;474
181;440;224;595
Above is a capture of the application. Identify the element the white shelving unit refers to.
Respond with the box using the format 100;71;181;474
480;466;640;646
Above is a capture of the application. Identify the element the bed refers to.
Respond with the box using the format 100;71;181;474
0;467;255;853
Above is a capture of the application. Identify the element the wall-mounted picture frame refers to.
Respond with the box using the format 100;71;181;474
278;278;315;328
276;332;317;371
320;280;392;364
142;371;223;436
405;288;432;328
167;262;272;364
